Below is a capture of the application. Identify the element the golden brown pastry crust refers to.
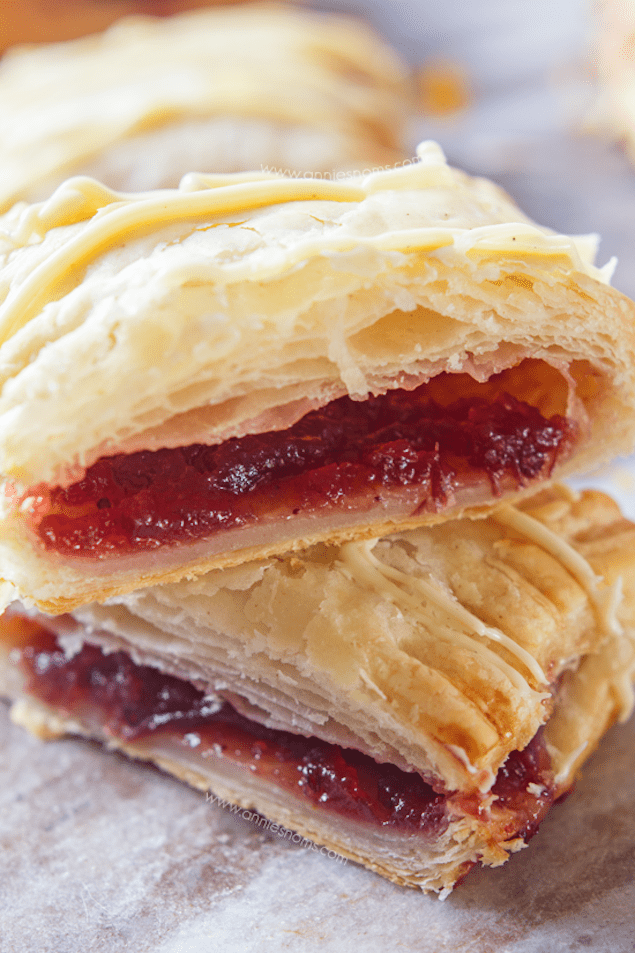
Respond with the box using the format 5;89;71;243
1;147;635;610
66;486;635;789
2;486;634;893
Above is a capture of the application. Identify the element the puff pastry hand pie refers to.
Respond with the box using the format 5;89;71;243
1;144;635;612
0;2;412;209
2;486;634;894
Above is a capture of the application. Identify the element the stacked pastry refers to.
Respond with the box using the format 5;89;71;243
0;2;413;212
2;141;635;896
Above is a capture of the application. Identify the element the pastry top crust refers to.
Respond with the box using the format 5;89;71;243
68;486;635;793
0;141;633;492
0;2;412;211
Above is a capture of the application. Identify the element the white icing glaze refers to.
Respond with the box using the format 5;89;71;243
445;744;496;791
492;504;624;637
337;537;547;697
0;128;628;501
548;739;589;788
0;141;606;349
0;176;367;343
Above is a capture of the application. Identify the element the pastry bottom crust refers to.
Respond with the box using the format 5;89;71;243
1;601;633;894
3;485;635;893
0;677;541;894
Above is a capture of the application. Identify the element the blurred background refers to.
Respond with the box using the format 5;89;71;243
3;1;632;288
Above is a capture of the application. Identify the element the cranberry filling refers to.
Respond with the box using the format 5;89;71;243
31;374;572;557
12;623;555;839
491;731;554;841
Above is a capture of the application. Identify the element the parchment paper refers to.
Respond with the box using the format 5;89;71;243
2;1;635;950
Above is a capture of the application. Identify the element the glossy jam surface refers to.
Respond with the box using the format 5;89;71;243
33;375;571;556
489;729;554;841
14;624;555;836
18;629;220;737
17;627;448;831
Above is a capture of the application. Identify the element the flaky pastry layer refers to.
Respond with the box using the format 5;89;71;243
1;145;635;608
2;486;635;893
8;485;635;791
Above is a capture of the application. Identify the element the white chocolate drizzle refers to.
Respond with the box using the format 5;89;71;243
491;504;623;637
2;176;368;343
337;537;547;695
548;739;589;788
613;642;635;721
0;141;606;349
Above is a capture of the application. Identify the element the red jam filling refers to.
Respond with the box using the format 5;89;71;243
32;374;572;557
490;731;554;841
14;624;555;838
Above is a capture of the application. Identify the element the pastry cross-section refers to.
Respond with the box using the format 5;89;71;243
2;486;634;893
1;144;635;610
